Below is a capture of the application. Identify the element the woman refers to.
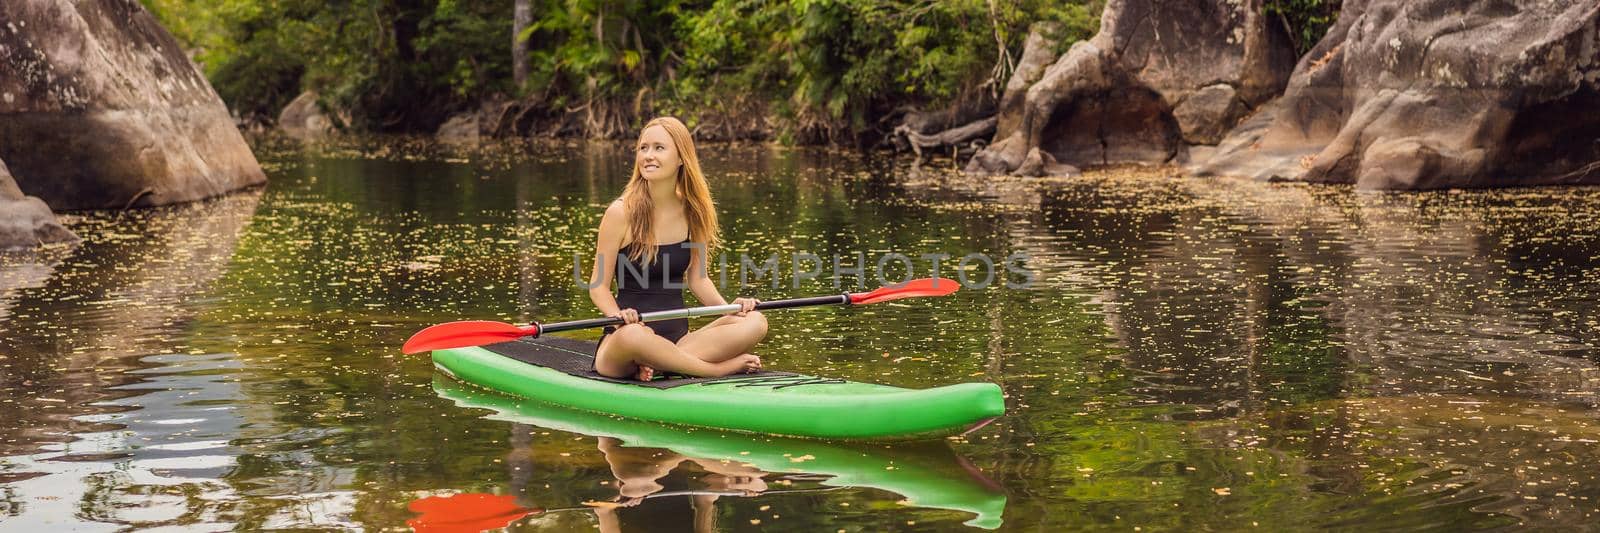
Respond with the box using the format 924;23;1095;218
588;117;766;381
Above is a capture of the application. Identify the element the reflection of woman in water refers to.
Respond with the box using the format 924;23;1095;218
592;436;769;533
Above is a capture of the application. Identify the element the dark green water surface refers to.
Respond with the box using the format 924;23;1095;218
3;139;1600;531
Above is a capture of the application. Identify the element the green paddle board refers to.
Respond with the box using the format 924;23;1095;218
430;336;1006;441
433;376;1008;529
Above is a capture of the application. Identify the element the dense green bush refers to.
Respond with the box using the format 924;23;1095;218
669;1;1102;144
143;0;1103;141
145;0;511;131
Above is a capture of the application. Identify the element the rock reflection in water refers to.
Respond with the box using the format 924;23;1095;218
0;191;261;458
927;167;1600;528
1020;173;1600;410
0;353;246;530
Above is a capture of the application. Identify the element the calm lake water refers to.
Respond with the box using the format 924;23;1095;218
3;138;1599;531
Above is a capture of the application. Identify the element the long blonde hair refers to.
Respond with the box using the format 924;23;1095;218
620;117;720;265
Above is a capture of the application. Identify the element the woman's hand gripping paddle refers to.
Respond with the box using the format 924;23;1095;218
401;277;960;354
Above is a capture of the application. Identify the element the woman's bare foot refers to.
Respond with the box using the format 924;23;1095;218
728;354;761;374
708;355;758;376
635;365;655;381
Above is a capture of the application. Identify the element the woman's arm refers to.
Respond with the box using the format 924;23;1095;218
686;244;727;306
589;201;628;317
687;245;757;314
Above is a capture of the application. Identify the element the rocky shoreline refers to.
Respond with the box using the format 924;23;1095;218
962;0;1600;190
1;0;264;249
3;0;1598;250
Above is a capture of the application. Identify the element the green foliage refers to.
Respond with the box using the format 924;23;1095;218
514;0;693;135
144;0;511;130
1263;0;1341;55
666;0;1103;144
144;0;1104;141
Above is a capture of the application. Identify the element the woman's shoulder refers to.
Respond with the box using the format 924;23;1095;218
601;199;629;223
597;200;630;246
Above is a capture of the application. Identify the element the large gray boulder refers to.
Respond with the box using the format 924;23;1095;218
278;90;334;141
1193;0;1600;189
967;0;1296;175
0;0;265;210
0;158;77;250
435;111;481;143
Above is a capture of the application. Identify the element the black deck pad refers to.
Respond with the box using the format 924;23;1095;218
480;336;801;389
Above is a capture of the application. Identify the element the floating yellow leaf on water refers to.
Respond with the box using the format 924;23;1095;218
788;454;815;463
1213;488;1231;496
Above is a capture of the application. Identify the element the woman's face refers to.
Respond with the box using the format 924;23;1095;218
635;125;681;182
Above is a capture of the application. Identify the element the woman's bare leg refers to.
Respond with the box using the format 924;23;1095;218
691;494;719;533
595;324;759;378
598;437;683;501
675;311;768;363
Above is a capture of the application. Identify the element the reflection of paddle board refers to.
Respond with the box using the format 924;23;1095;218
433;376;1008;529
430;336;1005;440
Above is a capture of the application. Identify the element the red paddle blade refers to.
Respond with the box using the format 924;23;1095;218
402;321;537;354
407;493;537;533
849;277;962;305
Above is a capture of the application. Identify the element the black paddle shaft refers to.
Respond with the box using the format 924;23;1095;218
753;294;851;310
536;293;851;335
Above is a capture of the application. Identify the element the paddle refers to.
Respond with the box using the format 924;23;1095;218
402;277;960;354
407;487;845;532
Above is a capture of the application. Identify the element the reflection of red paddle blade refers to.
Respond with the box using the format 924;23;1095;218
406;493;538;533
849;277;961;305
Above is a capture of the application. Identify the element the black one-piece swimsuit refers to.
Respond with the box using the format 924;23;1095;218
596;240;692;354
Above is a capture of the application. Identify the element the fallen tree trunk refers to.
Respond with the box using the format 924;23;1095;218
896;116;998;162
